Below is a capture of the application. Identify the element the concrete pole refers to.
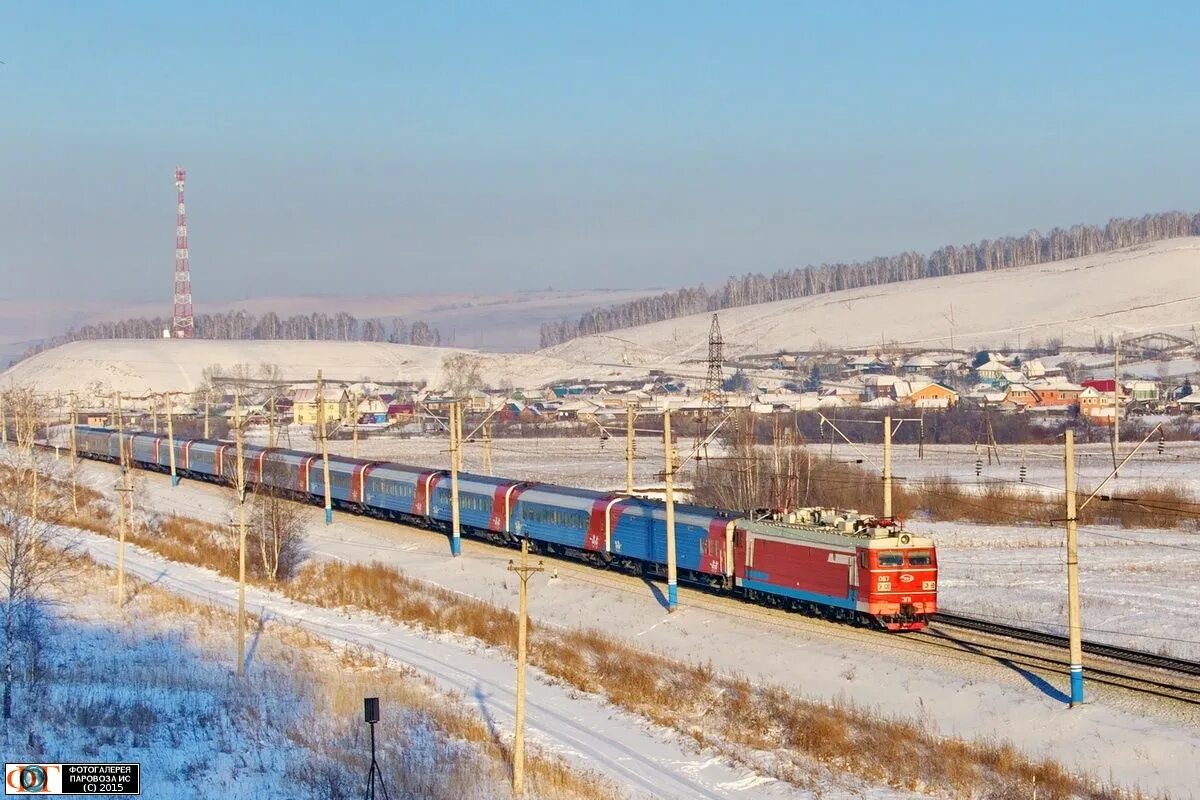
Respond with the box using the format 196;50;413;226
0;390;6;445
882;414;893;519
235;389;248;677
152;398;158;434
166;392;178;486
115;391;127;607
625;402;635;495
203;391;211;439
317;370;333;525
663;408;678;611
1064;429;1084;706
450;401;462;556
507;538;544;797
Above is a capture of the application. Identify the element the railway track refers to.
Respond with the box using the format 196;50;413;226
933;611;1200;677
928;612;1200;706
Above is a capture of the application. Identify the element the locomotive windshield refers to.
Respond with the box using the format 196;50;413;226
908;550;933;566
878;551;903;566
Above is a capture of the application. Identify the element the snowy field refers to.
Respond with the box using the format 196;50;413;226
57;456;1200;799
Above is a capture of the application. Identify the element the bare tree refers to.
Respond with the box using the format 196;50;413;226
441;353;484;397
0;388;80;724
246;461;308;583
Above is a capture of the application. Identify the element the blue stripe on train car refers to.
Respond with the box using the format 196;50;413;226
513;486;600;550
363;466;424;515
739;578;858;611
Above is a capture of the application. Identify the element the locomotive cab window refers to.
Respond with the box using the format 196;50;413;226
907;550;932;566
878;551;903;567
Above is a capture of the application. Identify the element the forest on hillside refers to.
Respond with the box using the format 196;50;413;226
18;311;442;361
539;210;1200;348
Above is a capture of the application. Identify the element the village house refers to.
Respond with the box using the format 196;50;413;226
1078;386;1119;423
291;386;350;425
905;383;959;409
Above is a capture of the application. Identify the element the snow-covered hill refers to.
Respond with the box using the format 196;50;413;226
542;238;1200;369
0;339;610;396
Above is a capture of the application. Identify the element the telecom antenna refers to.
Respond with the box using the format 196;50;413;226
171;167;194;338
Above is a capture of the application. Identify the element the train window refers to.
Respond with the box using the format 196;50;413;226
907;550;932;566
878;551;903;567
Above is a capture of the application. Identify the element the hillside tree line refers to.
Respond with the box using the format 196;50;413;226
540;210;1200;347
19;311;442;361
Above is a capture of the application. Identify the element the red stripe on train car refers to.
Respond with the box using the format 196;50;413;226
413;471;439;517
489;483;512;531
702;518;731;576
350;463;376;504
585;498;610;552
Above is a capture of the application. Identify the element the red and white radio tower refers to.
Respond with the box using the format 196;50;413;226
171;167;194;338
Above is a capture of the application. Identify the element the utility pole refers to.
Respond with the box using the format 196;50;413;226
483;423;493;476
235;389;248;677
152;398;158;434
69;391;78;514
203;390;211;439
450;400;462;556
317;370;332;525
1112;336;1120;472
0;390;6;445
625;402;635;495
882;413;893;519
507;538;544;798
351;391;360;459
115;391;129;607
663;408;678;612
166;392;179;486
1064;429;1084;707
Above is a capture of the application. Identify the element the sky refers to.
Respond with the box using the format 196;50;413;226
2;1;1200;307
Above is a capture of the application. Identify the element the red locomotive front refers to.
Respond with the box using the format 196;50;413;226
857;533;938;631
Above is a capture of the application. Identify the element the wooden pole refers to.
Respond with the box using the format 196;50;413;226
507;538;544;798
625;402;635;495
70;391;78;514
450;401;462;556
166;392;178;486
664;408;678;611
1112;337;1120;472
115;391;127;607
1064;429;1084;706
317;370;333;525
352;392;360;459
235;389;247;677
882;413;893;519
483;423;493;477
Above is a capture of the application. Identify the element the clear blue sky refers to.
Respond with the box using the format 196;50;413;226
2;1;1198;305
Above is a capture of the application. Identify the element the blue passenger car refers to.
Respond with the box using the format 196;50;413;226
428;473;513;532
512;485;600;550
363;463;429;517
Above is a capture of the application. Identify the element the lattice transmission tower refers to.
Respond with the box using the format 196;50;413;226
171;167;194;338
703;314;724;402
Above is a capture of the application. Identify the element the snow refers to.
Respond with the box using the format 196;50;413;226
69;525;879;800
542;238;1200;369
0;339;624;398
64;456;1200;799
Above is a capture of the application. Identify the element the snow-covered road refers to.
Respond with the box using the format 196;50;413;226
75;528;835;800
